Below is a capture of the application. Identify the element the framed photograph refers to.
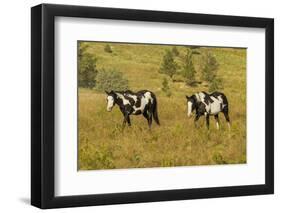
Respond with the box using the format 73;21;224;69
31;4;274;209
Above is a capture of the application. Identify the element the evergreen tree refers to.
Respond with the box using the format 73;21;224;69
182;48;196;86
201;51;222;91
78;44;98;88
201;51;219;82
159;49;178;78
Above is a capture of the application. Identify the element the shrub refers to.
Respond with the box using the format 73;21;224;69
212;152;227;164
95;69;129;91
209;77;223;92
104;44;113;53
159;49;178;78
171;46;179;56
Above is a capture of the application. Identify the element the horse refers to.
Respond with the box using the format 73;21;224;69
105;90;160;129
185;91;230;129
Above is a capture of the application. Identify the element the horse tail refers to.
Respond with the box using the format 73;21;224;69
152;95;160;125
221;92;229;111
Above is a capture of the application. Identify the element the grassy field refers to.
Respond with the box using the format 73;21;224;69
78;42;246;170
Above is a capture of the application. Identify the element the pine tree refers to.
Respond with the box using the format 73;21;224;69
182;48;196;86
201;51;219;82
78;44;98;88
201;51;222;91
159;49;178;78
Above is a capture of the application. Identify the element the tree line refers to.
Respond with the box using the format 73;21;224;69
160;46;223;97
78;43;222;94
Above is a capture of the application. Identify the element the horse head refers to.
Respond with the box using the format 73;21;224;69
186;94;198;117
105;90;117;112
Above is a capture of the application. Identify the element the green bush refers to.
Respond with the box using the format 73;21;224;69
104;44;113;53
212;152;227;164
209;78;223;92
171;46;179;56
95;69;129;91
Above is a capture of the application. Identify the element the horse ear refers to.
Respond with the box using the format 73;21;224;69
186;95;189;100
105;90;109;95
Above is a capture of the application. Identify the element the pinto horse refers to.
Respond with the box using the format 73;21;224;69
186;91;230;129
105;90;160;128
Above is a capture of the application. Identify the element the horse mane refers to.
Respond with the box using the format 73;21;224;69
111;90;135;96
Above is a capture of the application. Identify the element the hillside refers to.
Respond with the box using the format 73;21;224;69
78;41;246;170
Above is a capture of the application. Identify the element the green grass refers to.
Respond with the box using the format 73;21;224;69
78;42;246;170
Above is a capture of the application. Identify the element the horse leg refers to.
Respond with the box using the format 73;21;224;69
205;114;210;129
121;111;127;127
122;111;131;127
223;110;231;129
143;111;151;129
214;114;220;130
194;114;200;128
148;112;153;129
122;117;127;126
126;114;131;126
121;110;128;127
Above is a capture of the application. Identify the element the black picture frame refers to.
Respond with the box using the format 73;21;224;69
31;3;274;209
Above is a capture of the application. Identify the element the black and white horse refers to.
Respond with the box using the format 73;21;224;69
186;91;230;129
105;90;160;128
